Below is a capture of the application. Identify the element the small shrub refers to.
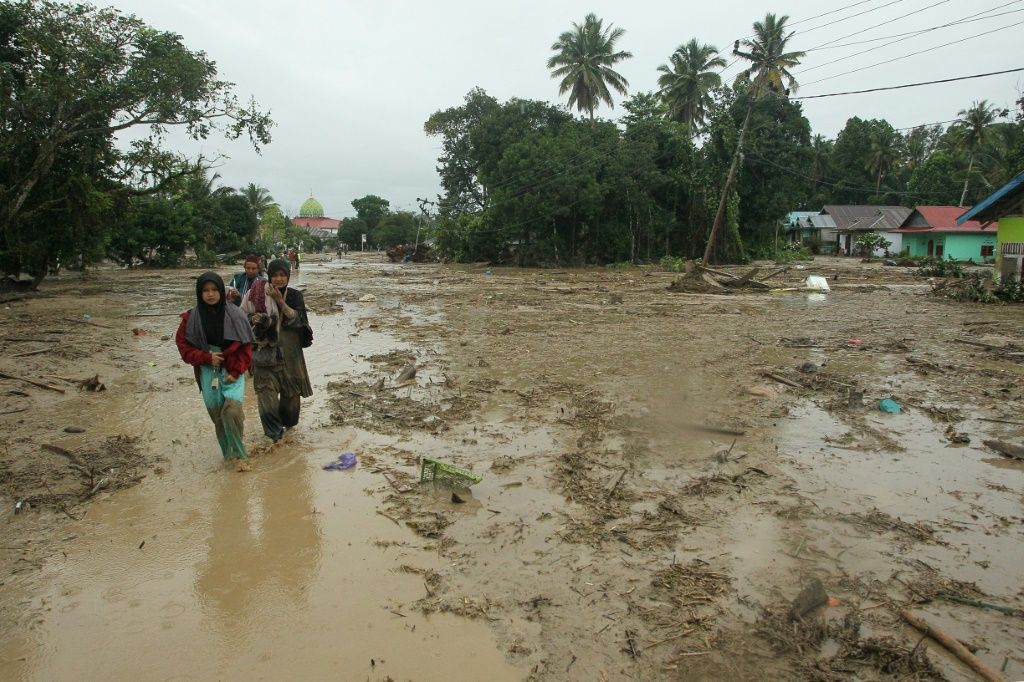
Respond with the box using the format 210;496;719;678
934;273;1024;303
659;255;686;272
916;256;965;278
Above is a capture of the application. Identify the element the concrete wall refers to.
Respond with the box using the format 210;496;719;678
996;216;1024;281
901;233;995;261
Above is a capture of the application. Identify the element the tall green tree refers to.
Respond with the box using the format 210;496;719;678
955;100;1001;206
241;183;277;221
656;39;725;130
865;128;900;194
703;13;804;263
547;13;632;120
0;1;272;284
351;195;391;229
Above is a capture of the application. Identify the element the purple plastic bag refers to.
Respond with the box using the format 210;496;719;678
323;452;357;471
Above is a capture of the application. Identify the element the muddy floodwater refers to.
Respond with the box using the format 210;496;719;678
1;254;1022;681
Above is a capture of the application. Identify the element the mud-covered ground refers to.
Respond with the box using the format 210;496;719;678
1;254;1022;681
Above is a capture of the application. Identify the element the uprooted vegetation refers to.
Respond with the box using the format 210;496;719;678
932;272;1024;303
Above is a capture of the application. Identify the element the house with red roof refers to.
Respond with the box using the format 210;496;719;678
892;206;996;262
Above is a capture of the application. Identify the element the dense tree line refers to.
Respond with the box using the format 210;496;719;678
0;1;272;286
425;13;1024;265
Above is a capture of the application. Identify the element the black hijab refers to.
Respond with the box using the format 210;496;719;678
195;272;226;346
267;258;309;326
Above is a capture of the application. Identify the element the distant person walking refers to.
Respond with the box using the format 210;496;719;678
240;259;313;442
175;272;255;471
226;254;264;306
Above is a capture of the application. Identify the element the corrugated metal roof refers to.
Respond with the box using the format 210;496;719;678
822;205;912;231
957;170;1024;224
808;215;837;229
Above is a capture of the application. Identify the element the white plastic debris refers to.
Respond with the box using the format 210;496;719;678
804;275;830;292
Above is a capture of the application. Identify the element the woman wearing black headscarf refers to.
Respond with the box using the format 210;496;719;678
240;259;313;442
175;272;256;471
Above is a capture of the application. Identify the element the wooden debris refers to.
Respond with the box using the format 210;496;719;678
982;440;1024;461
383;471;413;493
763;372;801;388
900;609;1008;682
0;371;66;393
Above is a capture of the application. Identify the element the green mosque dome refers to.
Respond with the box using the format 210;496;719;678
299;195;324;218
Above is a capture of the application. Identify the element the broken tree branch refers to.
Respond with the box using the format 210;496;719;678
900;609;1008;682
0;371;65;393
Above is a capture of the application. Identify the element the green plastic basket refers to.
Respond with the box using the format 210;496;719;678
420;457;482;486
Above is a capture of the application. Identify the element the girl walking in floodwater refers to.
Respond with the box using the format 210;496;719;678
241;258;313;442
175;272;255;471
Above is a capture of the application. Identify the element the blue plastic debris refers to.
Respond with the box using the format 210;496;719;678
323;452;357;471
878;399;901;414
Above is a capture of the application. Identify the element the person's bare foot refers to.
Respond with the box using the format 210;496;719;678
235;459;252;472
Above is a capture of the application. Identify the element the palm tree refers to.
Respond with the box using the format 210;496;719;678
242;183;278;220
547;13;632;120
865;131;899;194
656;40;726;130
955;100;999;206
810;134;832;185
703;13;805;263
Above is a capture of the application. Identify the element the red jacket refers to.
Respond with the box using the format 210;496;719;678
175;312;253;386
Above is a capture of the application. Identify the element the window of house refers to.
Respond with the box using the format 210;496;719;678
981;245;994;257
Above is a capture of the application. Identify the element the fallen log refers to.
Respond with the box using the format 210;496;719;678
0;371;66;393
983;440;1024;461
900;609;1008;682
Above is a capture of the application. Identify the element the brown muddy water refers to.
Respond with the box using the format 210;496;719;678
0;265;522;681
1;255;1023;681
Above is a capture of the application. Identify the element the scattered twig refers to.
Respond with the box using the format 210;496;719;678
0;372;65;393
978;417;1024;427
642;628;694;651
940;593;1024;618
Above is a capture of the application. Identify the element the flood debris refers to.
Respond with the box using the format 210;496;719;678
787;578;829;621
983;439;1024;461
901;609;1009;682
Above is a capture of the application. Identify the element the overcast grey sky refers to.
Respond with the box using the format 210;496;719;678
110;0;1023;218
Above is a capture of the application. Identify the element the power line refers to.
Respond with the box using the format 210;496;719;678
799;4;1024;73
714;0;898;76
806;0;1021;52
744;151;960;201
795;0;910;36
800;20;1024;87
787;0;880;28
792;66;1024;99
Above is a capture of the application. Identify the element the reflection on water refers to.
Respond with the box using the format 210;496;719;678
196;455;321;636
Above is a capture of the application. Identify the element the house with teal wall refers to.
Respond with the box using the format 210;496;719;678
957;170;1024;282
893;206;996;262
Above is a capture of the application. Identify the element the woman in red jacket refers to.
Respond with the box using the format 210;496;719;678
175;272;255;471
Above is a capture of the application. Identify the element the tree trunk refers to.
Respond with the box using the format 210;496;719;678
959;153;975;207
703;103;754;264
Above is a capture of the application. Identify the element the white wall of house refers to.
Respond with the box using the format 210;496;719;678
881;231;902;257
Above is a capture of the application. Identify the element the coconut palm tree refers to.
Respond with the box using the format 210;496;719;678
242;182;278;220
547;13;632;120
703;13;805;263
955;100;1000;206
865;130;900;194
656;40;726;130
